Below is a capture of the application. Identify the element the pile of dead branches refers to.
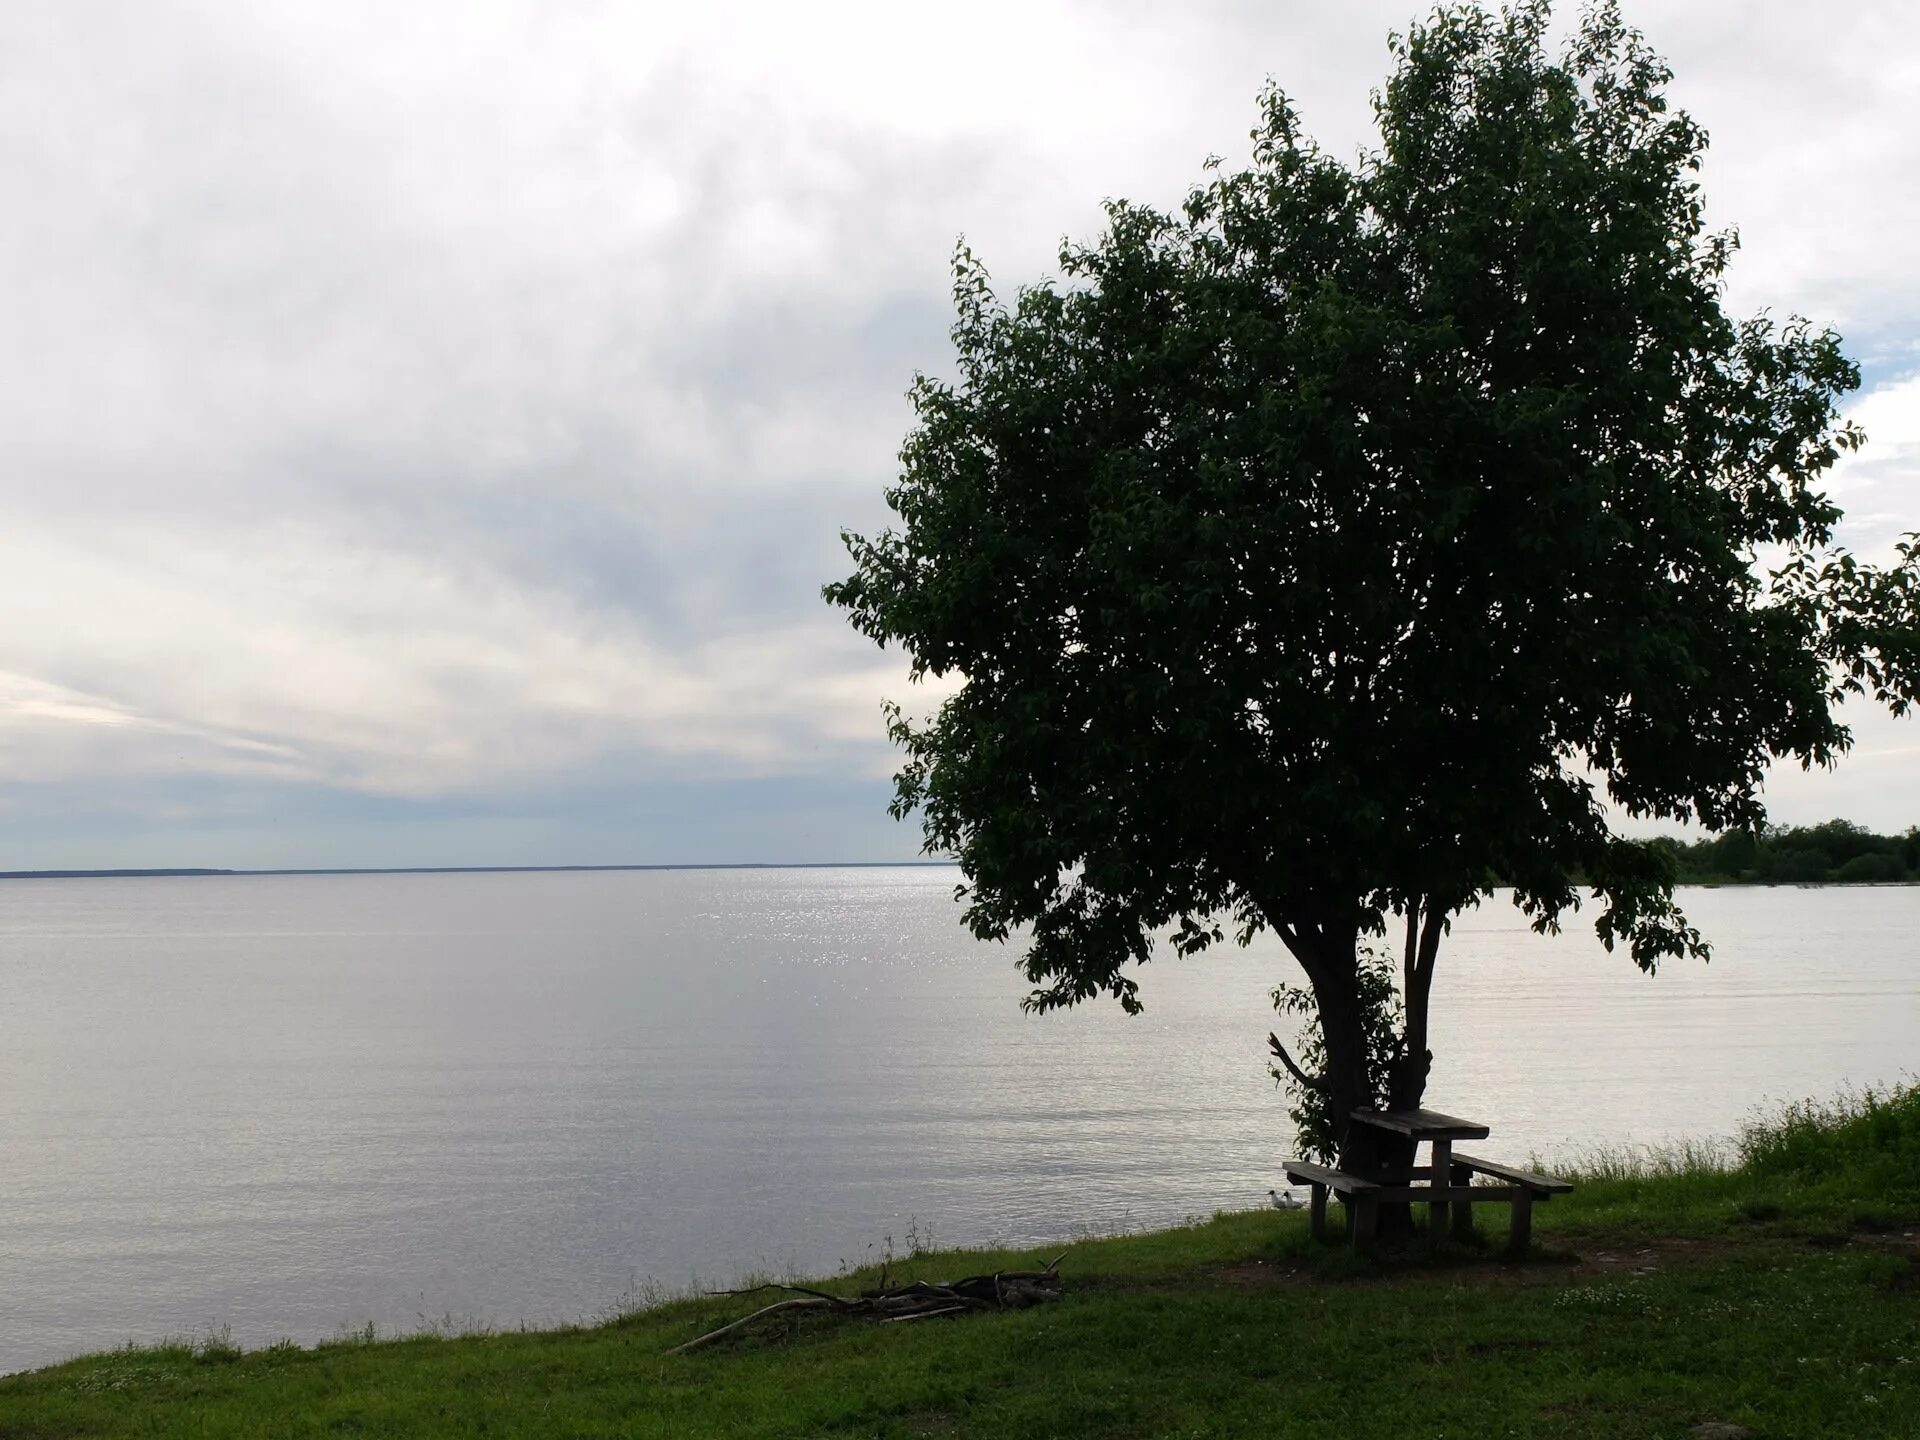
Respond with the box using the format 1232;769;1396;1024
667;1251;1067;1354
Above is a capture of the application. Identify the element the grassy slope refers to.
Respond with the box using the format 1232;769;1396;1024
3;1089;1916;1440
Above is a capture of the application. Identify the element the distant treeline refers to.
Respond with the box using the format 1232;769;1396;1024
1653;820;1920;885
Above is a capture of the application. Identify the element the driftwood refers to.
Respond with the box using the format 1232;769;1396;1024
667;1251;1067;1354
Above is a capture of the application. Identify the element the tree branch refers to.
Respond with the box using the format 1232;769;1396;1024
1392;899;1448;1110
1268;1031;1326;1092
1415;902;1444;989
667;1298;835;1354
1402;903;1419;995
1243;883;1310;968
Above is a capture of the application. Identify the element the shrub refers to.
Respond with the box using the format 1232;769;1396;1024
1769;849;1832;883
1835;852;1900;883
1738;1084;1920;1203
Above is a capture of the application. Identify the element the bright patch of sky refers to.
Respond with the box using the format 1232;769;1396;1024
1;1;1916;866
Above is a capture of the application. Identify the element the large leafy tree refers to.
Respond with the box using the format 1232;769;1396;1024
826;2;1920;1187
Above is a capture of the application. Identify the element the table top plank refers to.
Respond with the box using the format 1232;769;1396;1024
1349;1107;1490;1140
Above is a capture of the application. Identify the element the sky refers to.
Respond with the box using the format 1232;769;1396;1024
1;1;1917;869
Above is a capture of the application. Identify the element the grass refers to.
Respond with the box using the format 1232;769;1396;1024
1543;1084;1920;1240
3;1087;1917;1439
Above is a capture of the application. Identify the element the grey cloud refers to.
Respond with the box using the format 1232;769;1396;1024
0;0;1916;861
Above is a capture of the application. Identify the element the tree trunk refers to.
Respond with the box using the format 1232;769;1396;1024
1275;908;1416;1237
1271;897;1450;1243
1322;969;1415;1238
1389;902;1444;1113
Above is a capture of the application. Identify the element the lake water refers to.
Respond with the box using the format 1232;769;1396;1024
0;869;1913;1372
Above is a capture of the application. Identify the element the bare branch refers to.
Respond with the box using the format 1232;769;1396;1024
883;1304;971;1324
668;1298;835;1354
668;1258;1068;1355
704;1282;850;1305
1267;1030;1326;1092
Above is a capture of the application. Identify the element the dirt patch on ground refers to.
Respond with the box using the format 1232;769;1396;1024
1208;1233;1804;1292
1563;1235;1744;1279
1202;1224;1920;1294
1866;1232;1920;1294
1210;1257;1315;1288
896;1411;962;1436
1843;1227;1920;1255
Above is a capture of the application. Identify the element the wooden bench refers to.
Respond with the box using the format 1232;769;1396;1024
1448;1153;1574;1253
1280;1160;1382;1250
1281;1150;1573;1256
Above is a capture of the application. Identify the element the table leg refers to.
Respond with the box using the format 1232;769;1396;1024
1309;1184;1328;1244
1508;1189;1534;1255
1428;1138;1452;1239
1352;1194;1378;1257
1450;1162;1474;1241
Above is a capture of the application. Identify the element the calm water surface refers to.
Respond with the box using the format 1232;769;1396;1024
0;869;1913;1371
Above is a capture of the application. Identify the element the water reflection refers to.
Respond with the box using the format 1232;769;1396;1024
0;870;1912;1370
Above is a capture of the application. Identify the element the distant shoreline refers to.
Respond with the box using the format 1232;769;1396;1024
0;865;1908;889
0;861;961;881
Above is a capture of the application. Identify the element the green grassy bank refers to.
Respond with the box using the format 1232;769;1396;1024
4;1088;1917;1439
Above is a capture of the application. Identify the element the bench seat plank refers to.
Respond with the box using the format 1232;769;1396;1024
1451;1153;1574;1195
1280;1169;1519;1207
1281;1160;1377;1193
1349;1107;1490;1140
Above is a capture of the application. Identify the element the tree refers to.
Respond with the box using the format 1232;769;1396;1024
825;2;1920;1199
1796;818;1877;866
1711;829;1760;879
1771;848;1833;885
1834;852;1899;884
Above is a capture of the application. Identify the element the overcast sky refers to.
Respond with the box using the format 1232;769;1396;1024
1;1;1917;868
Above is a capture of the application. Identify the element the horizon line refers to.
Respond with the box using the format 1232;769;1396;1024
0;861;961;882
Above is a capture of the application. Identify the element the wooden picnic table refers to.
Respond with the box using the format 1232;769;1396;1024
1350;1108;1490;1239
1281;1107;1571;1255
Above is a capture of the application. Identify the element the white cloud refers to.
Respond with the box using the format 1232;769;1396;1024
0;510;925;797
1830;373;1920;558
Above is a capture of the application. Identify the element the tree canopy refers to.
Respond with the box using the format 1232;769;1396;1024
826;1;1920;1166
